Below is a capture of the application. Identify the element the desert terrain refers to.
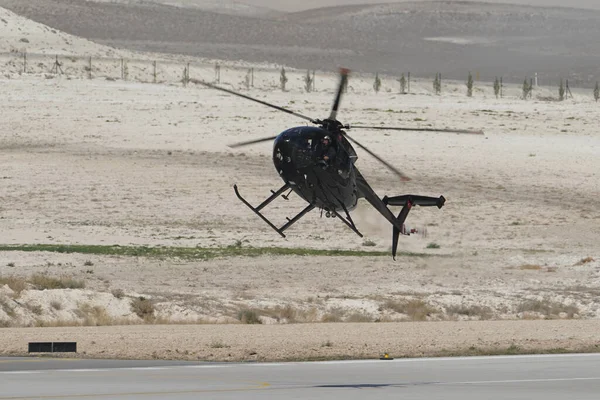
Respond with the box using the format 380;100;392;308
1;4;600;361
2;0;600;85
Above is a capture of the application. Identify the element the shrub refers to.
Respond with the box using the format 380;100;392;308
575;257;594;266
0;276;27;296
275;304;296;322
493;77;501;98
210;339;230;349
321;307;344;323
131;297;155;320
237;309;261;324
77;303;113;326
398;73;406;94
26;303;43;315
29;274;85;290
466;72;473;97
517;299;579;318
383;299;435;321
260;304;298;322
559;79;565;101
280;67;288;91
304;70;313;92
522;79;532;99
446;304;493;320
433;73;441;95
345;312;373;322
373;73;381;93
519;264;542;270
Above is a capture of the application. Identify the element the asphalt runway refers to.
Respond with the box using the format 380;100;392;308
2;354;600;399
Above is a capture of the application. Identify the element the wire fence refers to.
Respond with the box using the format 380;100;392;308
1;51;599;102
0;51;331;90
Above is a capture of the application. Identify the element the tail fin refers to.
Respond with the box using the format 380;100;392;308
392;200;413;260
355;168;445;259
392;225;400;261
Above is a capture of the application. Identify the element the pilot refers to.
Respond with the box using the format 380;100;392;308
319;135;336;167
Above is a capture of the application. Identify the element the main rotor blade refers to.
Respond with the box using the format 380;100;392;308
228;135;278;148
343;133;411;182
328;68;350;121
190;79;317;124
348;125;484;135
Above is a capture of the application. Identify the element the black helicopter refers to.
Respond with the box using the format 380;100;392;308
192;69;482;258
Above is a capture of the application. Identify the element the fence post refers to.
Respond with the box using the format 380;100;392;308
120;58;124;80
23;51;27;73
153;61;157;83
88;57;92;79
51;55;63;75
251;68;254;87
529;78;533;99
566;79;573;99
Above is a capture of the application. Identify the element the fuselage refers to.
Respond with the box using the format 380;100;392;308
272;126;359;212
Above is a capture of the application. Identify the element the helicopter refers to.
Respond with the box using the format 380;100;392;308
191;69;483;259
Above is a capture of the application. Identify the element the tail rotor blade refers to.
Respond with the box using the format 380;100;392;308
229;136;278;148
348;125;484;135
329;68;350;121
190;79;317;124
343;133;411;182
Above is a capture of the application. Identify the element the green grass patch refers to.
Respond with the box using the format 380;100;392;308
0;244;435;260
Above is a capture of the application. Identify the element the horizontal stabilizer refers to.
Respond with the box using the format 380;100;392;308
383;195;445;209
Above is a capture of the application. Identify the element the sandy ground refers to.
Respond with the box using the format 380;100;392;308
1;74;599;349
1;5;600;360
2;321;600;362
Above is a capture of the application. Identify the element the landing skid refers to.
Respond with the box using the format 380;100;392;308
234;184;315;237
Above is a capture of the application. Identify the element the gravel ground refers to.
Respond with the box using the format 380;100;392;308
2;321;600;362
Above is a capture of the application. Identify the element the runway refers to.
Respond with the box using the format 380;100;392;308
2;354;600;399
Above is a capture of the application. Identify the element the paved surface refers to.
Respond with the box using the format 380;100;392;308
1;354;600;399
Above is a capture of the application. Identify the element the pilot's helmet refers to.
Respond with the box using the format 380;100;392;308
323;135;331;142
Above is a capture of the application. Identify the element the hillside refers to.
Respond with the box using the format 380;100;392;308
0;5;124;56
88;0;280;17
1;0;600;84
